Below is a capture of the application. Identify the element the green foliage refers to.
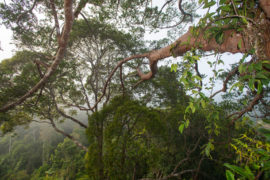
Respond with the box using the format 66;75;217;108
224;134;270;180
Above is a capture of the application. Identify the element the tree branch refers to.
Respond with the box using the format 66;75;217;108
0;0;74;113
49;0;61;43
90;53;149;111
119;65;126;94
178;0;192;21
49;88;88;129
260;0;270;18
228;93;264;124
16;0;38;23
48;117;88;152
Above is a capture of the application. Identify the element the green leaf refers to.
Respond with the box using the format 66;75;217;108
219;0;226;5
201;100;206;108
248;79;255;91
256;80;262;94
242;17;248;25
189;102;196;113
215;32;224;45
179;124;185;134
224;163;254;178
171;64;178;72
256;72;268;79
229;82;241;93
220;5;231;12
238;64;244;73
204;1;216;8
237;39;242;49
185;120;190;128
226;170;235;180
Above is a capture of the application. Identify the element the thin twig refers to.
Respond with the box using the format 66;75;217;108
228;93;264;124
16;0;38;23
230;0;239;15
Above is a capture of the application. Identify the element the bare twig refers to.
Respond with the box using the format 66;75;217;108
230;0;239;15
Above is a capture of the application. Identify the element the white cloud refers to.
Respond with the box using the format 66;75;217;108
0;26;15;61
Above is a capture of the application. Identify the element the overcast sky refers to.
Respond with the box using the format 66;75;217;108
0;26;15;60
0;0;243;101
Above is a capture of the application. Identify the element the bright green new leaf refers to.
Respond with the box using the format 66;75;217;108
237;39;242;49
179;124;185;134
225;170;235;180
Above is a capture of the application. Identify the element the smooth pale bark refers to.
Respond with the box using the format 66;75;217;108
138;28;251;80
1;0;270;112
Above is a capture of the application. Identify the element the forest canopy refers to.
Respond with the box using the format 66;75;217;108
0;0;270;179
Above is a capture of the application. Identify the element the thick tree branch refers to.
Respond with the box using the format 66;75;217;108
137;27;250;82
74;0;88;18
0;0;74;113
260;0;270;18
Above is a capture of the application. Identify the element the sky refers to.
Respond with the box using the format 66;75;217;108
0;26;15;60
0;0;243;100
